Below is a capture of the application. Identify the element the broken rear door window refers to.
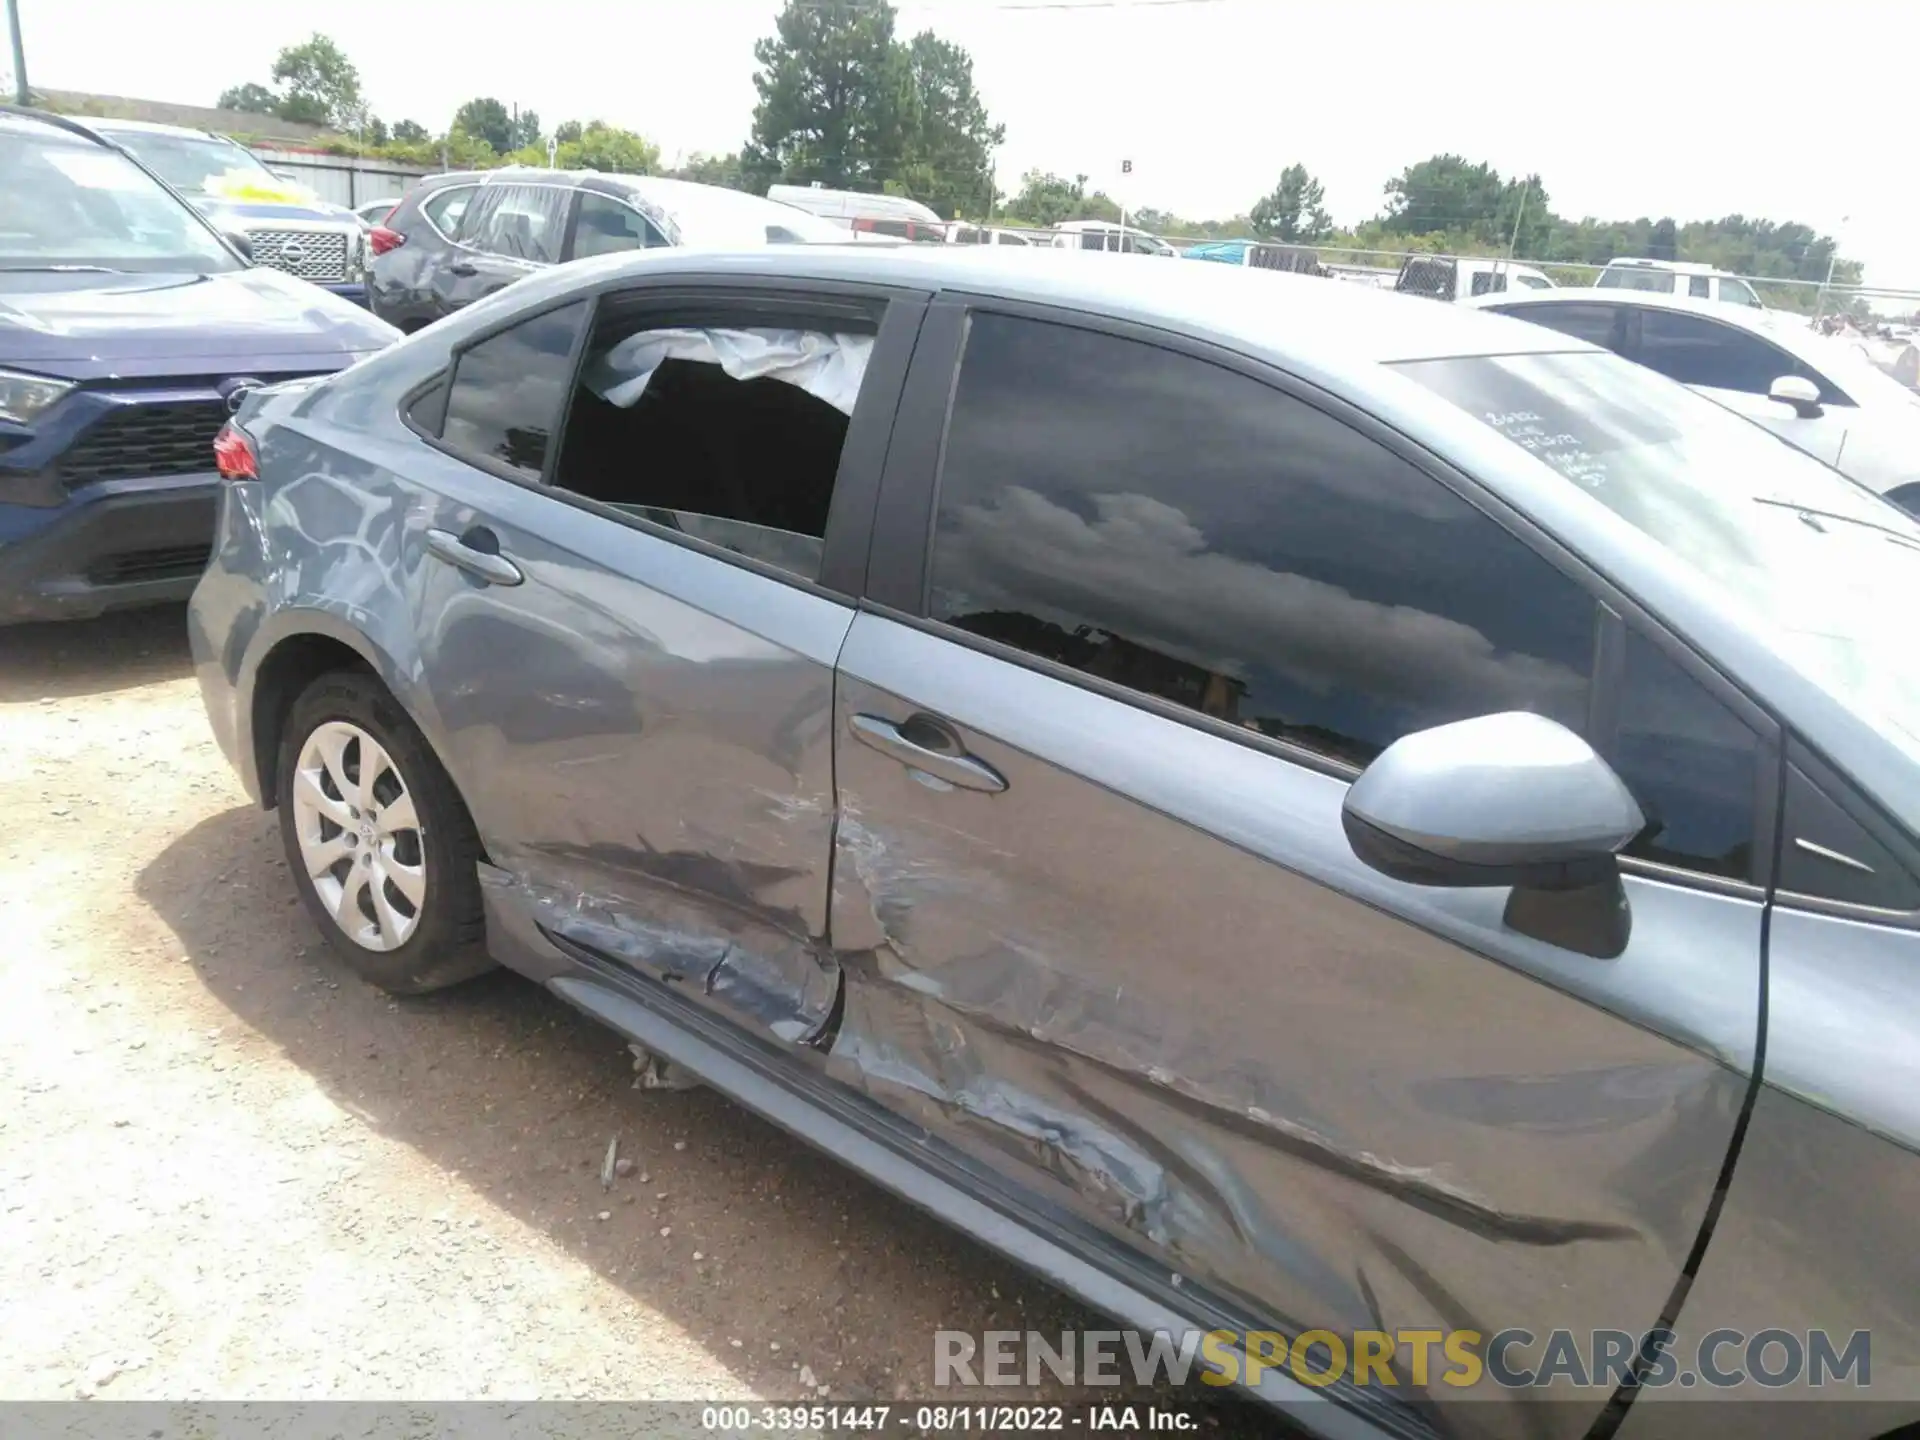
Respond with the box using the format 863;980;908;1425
549;301;879;583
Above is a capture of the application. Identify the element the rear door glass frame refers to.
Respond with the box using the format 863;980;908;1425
411;274;929;603
862;293;1781;895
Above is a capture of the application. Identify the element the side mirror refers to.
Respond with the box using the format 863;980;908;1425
1342;712;1643;891
223;230;254;262
1769;374;1824;419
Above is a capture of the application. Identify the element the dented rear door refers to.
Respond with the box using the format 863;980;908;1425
403;279;924;1048
827;301;1772;1436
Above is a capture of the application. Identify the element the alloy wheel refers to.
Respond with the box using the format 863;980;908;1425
290;720;427;952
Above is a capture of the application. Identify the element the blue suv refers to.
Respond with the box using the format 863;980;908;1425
0;107;396;624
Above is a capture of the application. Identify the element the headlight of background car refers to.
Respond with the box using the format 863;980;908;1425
0;369;75;426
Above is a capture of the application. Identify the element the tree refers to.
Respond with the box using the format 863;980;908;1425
554;121;658;174
1250;164;1331;242
510;109;543;150
1382;154;1509;241
217;82;280;116
390;119;428;143
745;0;911;192
671;151;749;190
896;31;1003;218
553;120;583;145
1001;170;1086;227
452;97;515;154
269;33;365;130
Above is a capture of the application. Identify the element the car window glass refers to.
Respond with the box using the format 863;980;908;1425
929;314;1598;769
1779;752;1920;910
997;231;1031;246
420;187;472;238
464;184;568;263
1636;310;1797;393
1689;276;1712;299
549;302;880;583
1721;280;1763;308
441;301;588;480
1500;302;1621;349
1604;628;1763;881
1469;270;1507;297
572;192;664;259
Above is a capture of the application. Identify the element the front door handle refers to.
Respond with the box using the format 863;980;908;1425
849;713;1007;794
426;526;523;586
447;260;478;277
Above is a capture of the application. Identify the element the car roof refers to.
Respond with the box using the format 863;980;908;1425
0;105;113;144
79;116;227;140
1469;284;1781;327
491;244;1591;367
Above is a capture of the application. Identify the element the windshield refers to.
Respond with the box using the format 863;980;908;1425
102;130;278;197
0;129;241;274
1397;349;1920;756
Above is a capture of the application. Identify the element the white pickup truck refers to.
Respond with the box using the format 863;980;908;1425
1596;257;1765;308
1394;254;1555;302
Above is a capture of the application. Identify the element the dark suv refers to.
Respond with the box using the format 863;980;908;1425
0;107;396;625
368;167;849;332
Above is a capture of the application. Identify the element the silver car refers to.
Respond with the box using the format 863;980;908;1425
189;248;1920;1437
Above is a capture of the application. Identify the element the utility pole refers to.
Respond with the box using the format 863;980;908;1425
5;0;29;106
1502;177;1531;274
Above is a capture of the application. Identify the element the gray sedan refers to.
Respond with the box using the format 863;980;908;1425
189;247;1920;1438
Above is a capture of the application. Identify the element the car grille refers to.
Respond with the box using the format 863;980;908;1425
247;227;352;283
85;544;214;586
60;400;230;489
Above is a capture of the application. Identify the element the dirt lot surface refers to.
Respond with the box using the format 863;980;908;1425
0;608;1278;1431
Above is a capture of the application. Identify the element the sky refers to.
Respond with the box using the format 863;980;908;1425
12;0;1915;289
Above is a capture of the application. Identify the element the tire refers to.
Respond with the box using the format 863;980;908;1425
276;668;496;994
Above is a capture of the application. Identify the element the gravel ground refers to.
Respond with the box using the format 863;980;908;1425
0;607;1281;1434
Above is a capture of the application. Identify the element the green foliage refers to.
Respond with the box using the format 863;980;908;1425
744;0;1002;219
452;97;515;154
553;121;658;174
1250;164;1331;242
216;82;279;116
390;119;428;144
553;120;583;146
267;33;365;130
999;171;1119;227
669;151;750;190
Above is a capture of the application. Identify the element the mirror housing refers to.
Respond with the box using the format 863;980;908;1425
1343;712;1644;891
1769;374;1823;419
222;230;254;262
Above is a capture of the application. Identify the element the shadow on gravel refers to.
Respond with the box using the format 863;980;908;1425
136;805;1287;1435
0;605;194;703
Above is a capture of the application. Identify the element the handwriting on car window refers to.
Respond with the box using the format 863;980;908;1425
1482;410;1609;488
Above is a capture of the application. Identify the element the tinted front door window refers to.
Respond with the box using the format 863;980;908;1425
1635;310;1795;393
440;301;588;479
928;314;1598;768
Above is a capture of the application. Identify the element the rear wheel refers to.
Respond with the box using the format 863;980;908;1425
276;669;495;994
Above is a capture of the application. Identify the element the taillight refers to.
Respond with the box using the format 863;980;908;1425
369;225;405;256
852;217;874;232
213;423;258;481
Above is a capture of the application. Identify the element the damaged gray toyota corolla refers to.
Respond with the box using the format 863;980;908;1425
190;245;1920;1439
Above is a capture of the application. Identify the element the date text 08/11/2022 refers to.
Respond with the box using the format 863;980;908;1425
700;1404;1199;1432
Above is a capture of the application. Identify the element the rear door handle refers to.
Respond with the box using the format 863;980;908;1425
447;260;478;277
849;713;1006;794
426;527;523;586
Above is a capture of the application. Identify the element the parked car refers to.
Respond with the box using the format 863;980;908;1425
941;222;1044;247
0;106;396;625
191;245;1920;1436
355;197;405;229
368;168;854;331
767;183;947;241
1474;286;1920;508
1049;219;1178;255
1183;239;1326;275
1596;256;1765;308
76;117;371;306
1395;253;1555;301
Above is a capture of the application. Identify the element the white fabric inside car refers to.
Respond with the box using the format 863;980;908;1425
584;327;874;416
